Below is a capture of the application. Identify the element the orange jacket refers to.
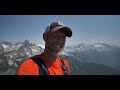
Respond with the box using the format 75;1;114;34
17;54;70;75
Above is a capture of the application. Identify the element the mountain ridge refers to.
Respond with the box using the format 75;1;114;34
0;40;120;75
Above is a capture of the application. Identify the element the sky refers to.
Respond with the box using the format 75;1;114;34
0;15;120;46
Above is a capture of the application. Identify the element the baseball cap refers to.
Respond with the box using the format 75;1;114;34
44;22;72;37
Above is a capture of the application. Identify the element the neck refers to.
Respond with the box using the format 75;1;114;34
43;49;58;61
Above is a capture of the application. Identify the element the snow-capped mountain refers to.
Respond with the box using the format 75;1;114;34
65;43;88;51
65;43;110;51
1;41;13;52
0;41;120;75
15;42;23;50
65;43;120;70
94;43;106;47
0;40;44;69
18;40;43;57
0;41;23;53
0;40;44;56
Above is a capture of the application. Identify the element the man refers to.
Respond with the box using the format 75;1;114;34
17;21;72;75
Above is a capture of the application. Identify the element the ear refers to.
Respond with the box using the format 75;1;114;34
43;33;47;42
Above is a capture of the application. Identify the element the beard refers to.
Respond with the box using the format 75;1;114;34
46;44;64;56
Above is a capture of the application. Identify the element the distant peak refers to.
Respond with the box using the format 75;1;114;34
24;40;29;43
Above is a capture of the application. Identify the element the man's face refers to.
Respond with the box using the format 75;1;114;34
45;30;66;56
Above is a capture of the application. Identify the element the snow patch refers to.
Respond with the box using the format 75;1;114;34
32;49;37;52
94;44;105;48
38;45;45;49
8;60;13;65
26;52;30;55
2;44;9;48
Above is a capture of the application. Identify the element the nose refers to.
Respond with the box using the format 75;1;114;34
57;39;61;44
57;40;65;46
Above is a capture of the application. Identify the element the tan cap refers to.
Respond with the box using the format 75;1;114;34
44;22;72;37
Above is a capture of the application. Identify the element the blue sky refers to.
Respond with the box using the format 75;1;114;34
0;15;120;46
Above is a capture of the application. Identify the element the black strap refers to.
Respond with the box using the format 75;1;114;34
30;56;68;75
60;59;68;75
30;56;50;75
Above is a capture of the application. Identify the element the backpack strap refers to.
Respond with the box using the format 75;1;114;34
30;56;50;75
30;56;68;75
60;59;68;75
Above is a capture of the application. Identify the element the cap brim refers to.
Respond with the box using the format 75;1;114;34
50;26;72;37
59;27;72;37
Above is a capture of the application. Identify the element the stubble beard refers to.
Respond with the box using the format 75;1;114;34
46;44;64;56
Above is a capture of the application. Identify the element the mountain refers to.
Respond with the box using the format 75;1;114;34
0;41;120;75
0;40;44;74
65;43;120;71
1;52;120;75
0;41;13;52
60;54;120;75
0;42;4;54
14;42;23;50
18;40;43;57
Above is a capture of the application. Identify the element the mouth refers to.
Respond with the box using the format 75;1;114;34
54;45;61;48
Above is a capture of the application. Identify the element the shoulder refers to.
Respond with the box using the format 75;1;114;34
21;59;37;67
17;58;38;75
21;54;42;66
